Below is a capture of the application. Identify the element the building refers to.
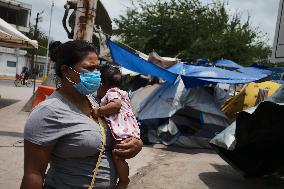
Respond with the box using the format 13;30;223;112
0;0;33;77
0;47;28;76
34;55;48;78
0;0;31;33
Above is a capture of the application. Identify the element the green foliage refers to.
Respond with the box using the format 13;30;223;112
114;0;271;66
26;26;48;57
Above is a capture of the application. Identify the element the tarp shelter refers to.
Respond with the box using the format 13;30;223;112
131;79;229;147
107;39;267;88
0;18;38;49
134;79;228;126
167;63;267;88
215;59;272;77
107;39;177;84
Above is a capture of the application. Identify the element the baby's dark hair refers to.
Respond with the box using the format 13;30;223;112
49;40;97;78
100;64;122;87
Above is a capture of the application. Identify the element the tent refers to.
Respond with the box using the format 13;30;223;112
0;18;38;49
131;79;229;147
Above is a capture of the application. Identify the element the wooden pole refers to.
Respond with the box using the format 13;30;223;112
73;0;98;42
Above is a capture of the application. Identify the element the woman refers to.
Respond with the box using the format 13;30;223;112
20;40;143;189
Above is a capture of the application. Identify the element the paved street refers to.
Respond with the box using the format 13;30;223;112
0;81;282;189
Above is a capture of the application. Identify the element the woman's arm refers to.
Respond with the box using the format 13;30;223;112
93;99;122;117
20;140;54;189
113;137;143;159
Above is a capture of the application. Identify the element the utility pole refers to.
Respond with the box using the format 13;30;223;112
73;0;98;41
32;11;43;94
44;0;55;77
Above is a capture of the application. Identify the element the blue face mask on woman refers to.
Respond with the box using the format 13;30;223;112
66;67;101;95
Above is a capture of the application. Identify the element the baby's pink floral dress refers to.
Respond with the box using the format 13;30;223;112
100;88;140;141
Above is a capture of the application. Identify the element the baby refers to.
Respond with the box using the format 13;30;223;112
93;64;140;189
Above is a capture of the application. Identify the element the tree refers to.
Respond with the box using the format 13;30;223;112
114;0;271;66
26;26;48;57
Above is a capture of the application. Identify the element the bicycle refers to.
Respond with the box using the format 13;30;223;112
14;74;33;87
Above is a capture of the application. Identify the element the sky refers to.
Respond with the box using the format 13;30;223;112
21;0;280;46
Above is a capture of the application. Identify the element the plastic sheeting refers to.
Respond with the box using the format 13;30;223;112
107;39;178;84
210;122;236;150
268;84;284;103
180;64;266;88
210;101;284;177
237;66;272;76
107;40;267;88
215;59;242;69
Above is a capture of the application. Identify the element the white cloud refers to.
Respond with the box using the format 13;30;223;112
22;0;280;45
227;0;279;45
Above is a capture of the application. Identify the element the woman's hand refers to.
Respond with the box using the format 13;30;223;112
113;137;143;159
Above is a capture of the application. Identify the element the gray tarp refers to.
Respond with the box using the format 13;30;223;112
132;79;228;127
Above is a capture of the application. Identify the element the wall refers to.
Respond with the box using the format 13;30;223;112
0;49;28;76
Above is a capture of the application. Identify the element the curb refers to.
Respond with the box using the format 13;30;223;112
0;77;43;83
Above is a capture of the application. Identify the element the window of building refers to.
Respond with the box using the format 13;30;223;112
7;61;16;68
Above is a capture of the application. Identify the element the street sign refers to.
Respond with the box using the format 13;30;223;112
272;0;284;63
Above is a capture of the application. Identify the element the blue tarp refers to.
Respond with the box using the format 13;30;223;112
270;67;284;80
215;59;243;69
107;39;178;84
215;60;272;76
237;67;272;76
107;39;267;88
167;63;267;88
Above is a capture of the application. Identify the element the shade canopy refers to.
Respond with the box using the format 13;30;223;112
0;18;38;49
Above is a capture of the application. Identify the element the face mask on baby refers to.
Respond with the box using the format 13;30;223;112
66;67;101;95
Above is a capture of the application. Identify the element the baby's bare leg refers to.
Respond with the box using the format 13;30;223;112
113;155;130;189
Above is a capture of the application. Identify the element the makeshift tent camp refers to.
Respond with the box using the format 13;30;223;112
107;39;267;88
131;79;229;148
0;18;38;49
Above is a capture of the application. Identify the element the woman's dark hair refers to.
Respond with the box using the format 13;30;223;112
100;64;122;87
49;40;97;78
